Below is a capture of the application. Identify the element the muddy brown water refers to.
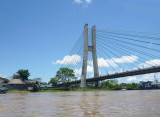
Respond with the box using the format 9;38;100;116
0;90;160;117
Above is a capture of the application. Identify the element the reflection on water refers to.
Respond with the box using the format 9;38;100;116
0;90;160;117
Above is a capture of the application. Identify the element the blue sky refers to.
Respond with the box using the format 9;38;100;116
0;0;160;82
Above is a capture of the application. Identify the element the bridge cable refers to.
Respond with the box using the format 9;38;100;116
97;34;160;53
96;36;159;68
96;34;160;59
97;38;156;68
97;39;140;70
97;32;160;45
96;46;119;75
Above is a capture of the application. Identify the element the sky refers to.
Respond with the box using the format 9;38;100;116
0;0;160;82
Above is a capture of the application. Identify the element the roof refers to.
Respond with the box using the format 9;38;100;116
8;79;25;85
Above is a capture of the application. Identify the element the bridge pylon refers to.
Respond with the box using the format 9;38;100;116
80;24;99;88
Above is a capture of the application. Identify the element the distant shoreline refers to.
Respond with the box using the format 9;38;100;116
5;88;160;94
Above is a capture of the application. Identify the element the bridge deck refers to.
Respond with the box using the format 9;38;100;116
87;66;160;82
67;66;160;85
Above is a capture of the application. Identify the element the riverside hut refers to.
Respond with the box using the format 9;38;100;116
7;79;26;90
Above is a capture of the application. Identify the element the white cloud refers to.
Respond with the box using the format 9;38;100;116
74;65;93;75
121;73;160;83
74;68;82;75
126;76;138;83
98;58;118;67
74;0;83;4
87;65;93;73
88;55;138;68
73;0;93;5
85;0;92;4
0;74;8;78
139;73;158;81
112;55;138;63
138;59;160;68
89;58;118;68
53;54;81;65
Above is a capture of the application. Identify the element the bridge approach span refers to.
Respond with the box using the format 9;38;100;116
65;66;160;85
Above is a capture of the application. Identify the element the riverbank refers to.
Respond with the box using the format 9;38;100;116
6;89;112;93
38;88;114;92
5;88;160;93
7;90;31;93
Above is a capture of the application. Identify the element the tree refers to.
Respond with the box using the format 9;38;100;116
126;83;139;89
17;69;30;81
55;68;75;84
13;73;20;79
100;80;115;89
49;77;59;86
100;80;122;90
0;77;10;83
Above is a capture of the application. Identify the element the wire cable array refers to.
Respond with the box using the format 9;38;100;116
60;28;160;79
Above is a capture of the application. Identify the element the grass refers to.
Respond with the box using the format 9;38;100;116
38;89;61;92
7;90;31;93
70;88;113;92
37;88;113;92
6;88;113;93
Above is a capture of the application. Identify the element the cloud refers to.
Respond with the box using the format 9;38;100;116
98;58;118;67
88;58;117;68
126;76;138;83
74;68;82;75
138;59;160;68
0;74;8;78
73;0;93;5
74;0;83;4
88;55;138;68
74;65;93;75
112;55;138;63
54;54;139;77
123;73;160;83
139;73;159;82
53;54;81;65
85;0;92;4
87;65;93;73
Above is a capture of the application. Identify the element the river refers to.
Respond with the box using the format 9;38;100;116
0;90;160;117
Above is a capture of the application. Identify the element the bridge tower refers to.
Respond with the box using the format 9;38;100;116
80;24;99;88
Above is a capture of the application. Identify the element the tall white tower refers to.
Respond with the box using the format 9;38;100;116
80;24;99;88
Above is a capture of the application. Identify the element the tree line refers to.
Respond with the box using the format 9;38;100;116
49;67;139;89
1;67;140;90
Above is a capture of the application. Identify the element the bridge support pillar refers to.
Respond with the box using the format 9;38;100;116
80;24;99;88
95;81;100;87
80;24;88;88
92;25;99;87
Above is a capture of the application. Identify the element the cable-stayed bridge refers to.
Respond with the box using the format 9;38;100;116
59;24;160;88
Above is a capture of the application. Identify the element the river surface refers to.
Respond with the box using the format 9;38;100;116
0;90;160;117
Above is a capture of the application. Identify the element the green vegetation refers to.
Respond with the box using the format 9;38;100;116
38;89;61;92
7;90;30;93
5;68;140;93
100;79;121;90
70;88;112;92
126;83;139;89
56;68;76;83
16;69;30;81
49;68;77;87
12;69;30;81
0;77;9;83
49;77;59;86
100;80;139;90
37;88;112;92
